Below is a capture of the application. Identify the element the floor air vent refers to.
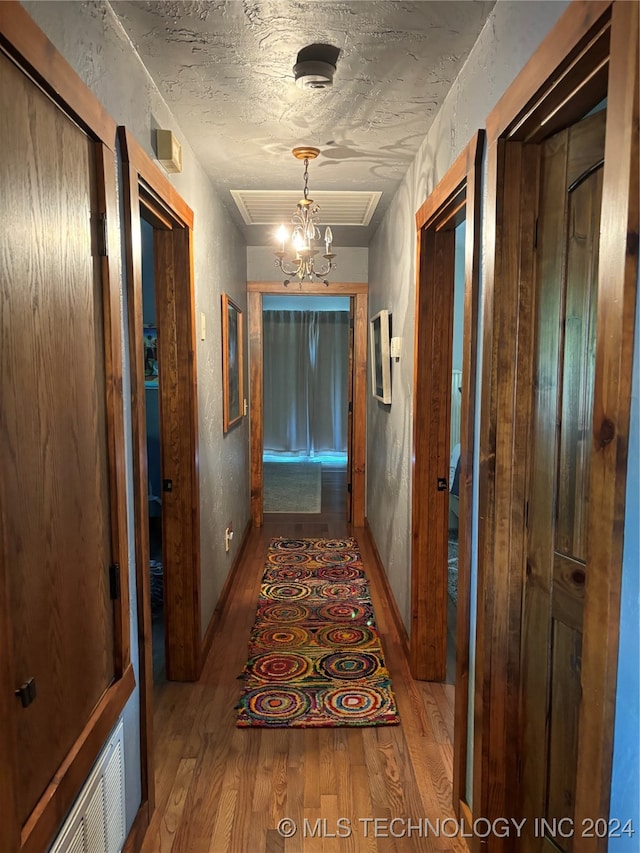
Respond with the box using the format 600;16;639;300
49;720;126;853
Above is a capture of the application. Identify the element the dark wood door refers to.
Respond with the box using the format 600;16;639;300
520;109;606;850
0;52;116;823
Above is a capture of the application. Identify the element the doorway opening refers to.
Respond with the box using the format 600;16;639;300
261;294;350;518
446;219;467;684
248;282;368;528
140;217;166;685
119;126;202;819
410;132;483;826
411;134;483;677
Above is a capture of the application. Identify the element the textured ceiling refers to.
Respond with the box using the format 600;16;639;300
111;0;496;246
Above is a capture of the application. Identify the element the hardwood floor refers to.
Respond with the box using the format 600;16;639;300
142;482;464;852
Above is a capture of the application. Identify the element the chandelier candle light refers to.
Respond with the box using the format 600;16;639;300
275;147;336;287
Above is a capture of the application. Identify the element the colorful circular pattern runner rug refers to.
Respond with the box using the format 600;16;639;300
236;537;400;728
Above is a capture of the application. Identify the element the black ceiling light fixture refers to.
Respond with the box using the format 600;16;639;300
293;43;341;90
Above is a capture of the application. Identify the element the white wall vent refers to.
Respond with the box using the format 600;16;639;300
49;720;126;853
230;189;382;226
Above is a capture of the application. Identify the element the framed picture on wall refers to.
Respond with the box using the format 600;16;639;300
222;294;244;432
143;325;159;388
369;309;392;404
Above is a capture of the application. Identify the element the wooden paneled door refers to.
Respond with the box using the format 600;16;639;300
0;16;132;850
520;110;606;851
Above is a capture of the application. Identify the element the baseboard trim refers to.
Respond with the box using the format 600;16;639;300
364;517;410;663
201;518;252;665
122;801;149;853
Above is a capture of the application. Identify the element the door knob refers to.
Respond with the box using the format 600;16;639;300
15;677;36;708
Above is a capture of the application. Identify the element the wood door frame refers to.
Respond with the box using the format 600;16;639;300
410;131;484;692
0;6;134;852
119;127;202;820
475;2;638;849
248;281;368;528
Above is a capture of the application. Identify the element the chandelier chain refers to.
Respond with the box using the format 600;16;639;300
303;158;310;201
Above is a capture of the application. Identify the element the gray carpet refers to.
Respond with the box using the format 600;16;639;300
263;461;322;513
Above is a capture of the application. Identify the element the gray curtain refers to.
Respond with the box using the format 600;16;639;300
263;310;349;457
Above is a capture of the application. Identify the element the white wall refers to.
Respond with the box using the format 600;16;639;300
366;0;569;633
248;245;368;283
20;0;251;835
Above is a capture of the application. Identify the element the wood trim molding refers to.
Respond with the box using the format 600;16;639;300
96;142;131;677
122;801;150;853
574;2;638;844
21;665;135;853
486;0;613;145
415;135;480;229
364;518;410;662
452;130;484;819
0;1;117;147
0;482;20;853
201;519;252;664
119;128;194;228
247;280;368;294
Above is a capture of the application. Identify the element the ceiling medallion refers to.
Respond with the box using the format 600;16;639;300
274;147;336;287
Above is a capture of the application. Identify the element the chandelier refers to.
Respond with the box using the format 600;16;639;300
274;147;336;287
